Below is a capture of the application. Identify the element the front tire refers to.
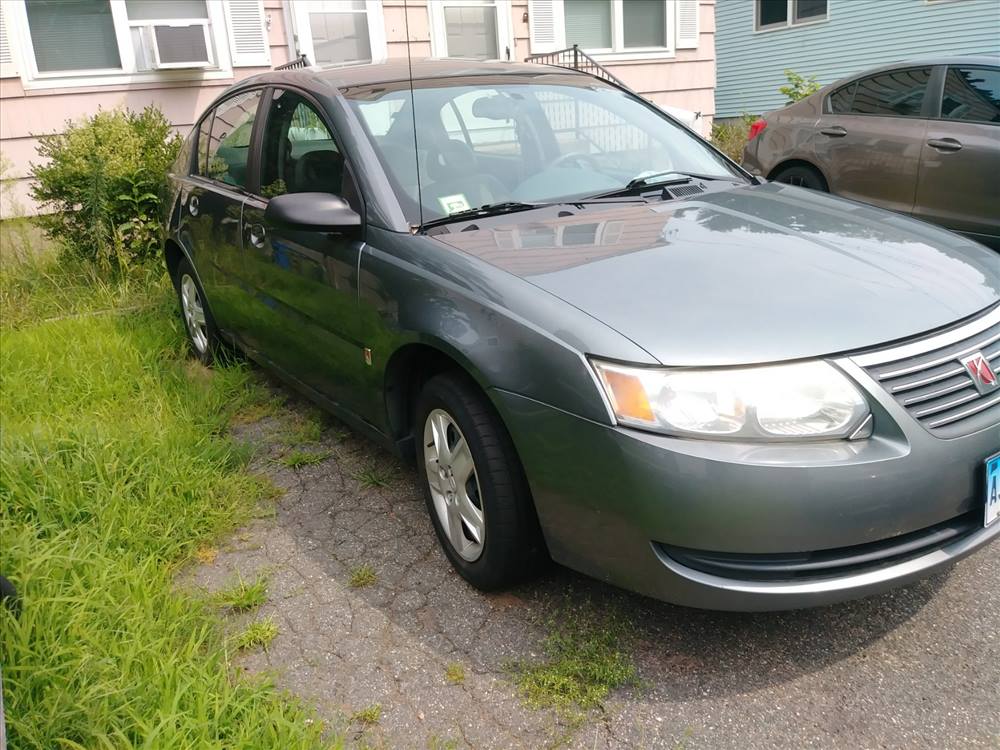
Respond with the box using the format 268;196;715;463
415;372;545;590
772;164;828;191
173;257;222;365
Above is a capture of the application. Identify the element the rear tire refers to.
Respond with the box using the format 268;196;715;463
772;164;828;191
415;372;546;590
173;257;223;365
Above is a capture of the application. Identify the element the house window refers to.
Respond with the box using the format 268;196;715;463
25;0;121;72
9;0;245;88
292;0;386;66
564;0;671;53
755;0;828;31
429;0;512;61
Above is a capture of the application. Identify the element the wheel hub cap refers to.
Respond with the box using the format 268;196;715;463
180;274;208;354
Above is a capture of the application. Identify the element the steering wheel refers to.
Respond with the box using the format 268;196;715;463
548;151;601;170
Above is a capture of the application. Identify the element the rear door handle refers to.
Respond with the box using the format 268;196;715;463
820;126;847;137
188;195;199;216
246;223;266;248
927;137;962;152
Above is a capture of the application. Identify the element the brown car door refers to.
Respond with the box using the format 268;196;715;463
811;67;933;215
912;65;1000;244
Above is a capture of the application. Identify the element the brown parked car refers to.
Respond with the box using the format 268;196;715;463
742;56;1000;249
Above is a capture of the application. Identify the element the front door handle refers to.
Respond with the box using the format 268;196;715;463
927;137;962;152
820;126;847;137
247;223;266;248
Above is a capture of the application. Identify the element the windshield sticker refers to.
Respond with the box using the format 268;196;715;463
438;194;471;214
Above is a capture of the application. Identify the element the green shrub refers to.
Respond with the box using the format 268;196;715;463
30;106;181;272
711;113;758;163
779;69;821;104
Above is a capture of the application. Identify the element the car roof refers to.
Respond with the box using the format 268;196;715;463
240;58;591;94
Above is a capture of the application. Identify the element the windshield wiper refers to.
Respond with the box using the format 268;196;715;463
592;170;732;199
418;201;546;232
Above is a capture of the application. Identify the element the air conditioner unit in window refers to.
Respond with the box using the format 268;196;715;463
134;22;214;70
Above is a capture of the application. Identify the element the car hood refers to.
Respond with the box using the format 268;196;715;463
429;183;1000;365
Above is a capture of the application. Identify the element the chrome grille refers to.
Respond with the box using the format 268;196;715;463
853;306;1000;438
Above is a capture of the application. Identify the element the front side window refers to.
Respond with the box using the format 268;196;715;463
346;76;739;224
850;68;932;118
260;91;344;197
200;90;263;188
755;0;828;30
941;67;1000;124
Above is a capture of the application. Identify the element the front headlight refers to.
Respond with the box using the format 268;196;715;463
591;359;870;441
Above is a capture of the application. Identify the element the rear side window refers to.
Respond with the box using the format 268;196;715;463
849;68;932;117
199;90;264;188
941;67;1000;124
827;82;856;114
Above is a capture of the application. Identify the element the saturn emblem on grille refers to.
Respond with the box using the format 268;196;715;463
960;351;998;395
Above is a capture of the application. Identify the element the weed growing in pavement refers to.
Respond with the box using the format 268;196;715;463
355;465;394;488
445;663;466;685
281;410;324;446
509;599;637;713
233;617;279;652
280;449;332;469
213;572;269;612
350;703;382;725
348;564;378;588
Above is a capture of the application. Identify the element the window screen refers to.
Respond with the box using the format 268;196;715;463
443;5;499;59
941;67;1000;124
850;68;932;117
623;0;666;48
794;0;827;22
26;0;121;72
202;90;263;188
310;9;372;65
565;0;612;48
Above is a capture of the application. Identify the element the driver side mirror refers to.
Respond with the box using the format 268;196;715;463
264;192;362;235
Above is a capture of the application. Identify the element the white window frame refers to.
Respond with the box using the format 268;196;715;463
6;0;235;90
290;0;387;66
754;0;829;33
563;0;676;62
428;0;514;62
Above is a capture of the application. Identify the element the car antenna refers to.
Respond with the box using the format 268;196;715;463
403;0;424;232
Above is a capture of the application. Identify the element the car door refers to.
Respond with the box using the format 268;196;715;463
809;67;933;215
180;89;264;328
912;65;1000;243
240;87;370;414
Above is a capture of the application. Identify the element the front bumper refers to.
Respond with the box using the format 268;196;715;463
491;365;1000;611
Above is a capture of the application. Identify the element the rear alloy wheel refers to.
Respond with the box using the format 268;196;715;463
772;164;828;192
174;257;221;365
415;372;546;590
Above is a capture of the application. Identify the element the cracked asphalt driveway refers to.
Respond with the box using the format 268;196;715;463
187;384;1000;749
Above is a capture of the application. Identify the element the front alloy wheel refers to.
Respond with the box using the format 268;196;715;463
415;372;547;590
424;408;486;562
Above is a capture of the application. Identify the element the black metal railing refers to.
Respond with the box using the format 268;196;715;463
525;45;629;89
274;54;311;71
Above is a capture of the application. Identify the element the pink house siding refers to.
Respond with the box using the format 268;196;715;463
0;0;716;217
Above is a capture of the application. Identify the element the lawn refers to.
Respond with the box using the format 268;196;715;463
0;222;334;748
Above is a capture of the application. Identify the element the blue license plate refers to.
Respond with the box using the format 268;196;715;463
987;453;1000;527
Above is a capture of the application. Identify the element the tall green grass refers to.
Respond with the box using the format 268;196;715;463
0;245;332;748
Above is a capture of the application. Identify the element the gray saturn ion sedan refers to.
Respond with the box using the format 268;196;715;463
165;60;1000;611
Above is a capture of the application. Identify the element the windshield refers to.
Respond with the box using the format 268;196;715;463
343;75;741;225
